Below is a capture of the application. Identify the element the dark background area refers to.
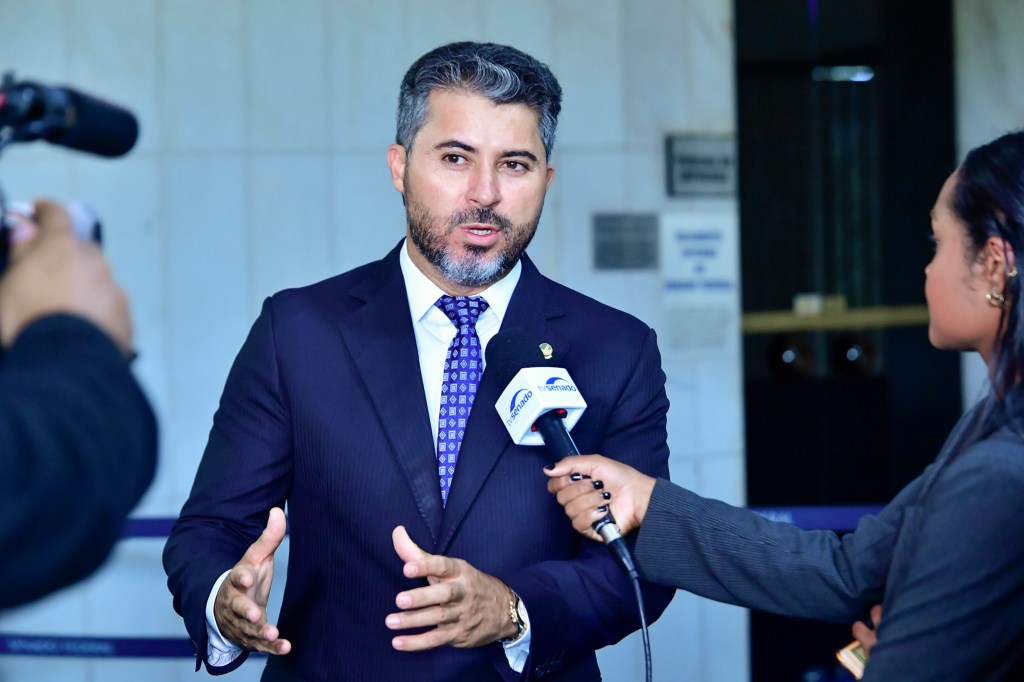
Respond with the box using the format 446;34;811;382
735;1;961;679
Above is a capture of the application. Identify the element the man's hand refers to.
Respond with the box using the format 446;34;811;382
213;507;292;655
852;604;882;656
386;525;518;651
0;199;132;352
545;454;656;540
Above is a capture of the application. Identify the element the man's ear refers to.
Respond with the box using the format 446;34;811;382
387;144;407;194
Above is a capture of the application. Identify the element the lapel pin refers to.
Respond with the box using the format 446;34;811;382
539;342;553;360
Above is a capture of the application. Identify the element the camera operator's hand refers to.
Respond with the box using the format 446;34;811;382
0;199;132;353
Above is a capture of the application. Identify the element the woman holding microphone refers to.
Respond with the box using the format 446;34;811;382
546;130;1024;680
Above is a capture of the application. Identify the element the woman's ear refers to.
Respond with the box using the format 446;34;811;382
982;236;1018;286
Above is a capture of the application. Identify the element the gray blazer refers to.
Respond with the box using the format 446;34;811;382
635;406;1024;680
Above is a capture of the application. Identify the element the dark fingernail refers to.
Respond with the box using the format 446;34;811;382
581;474;592;480
597;505;609;513
570;473;582;482
545;463;555;470
592;480;604;490
601;492;611;500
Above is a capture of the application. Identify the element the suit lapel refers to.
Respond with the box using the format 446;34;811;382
337;245;443;545
437;255;571;553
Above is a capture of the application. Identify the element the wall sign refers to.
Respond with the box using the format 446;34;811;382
592;212;659;270
665;134;737;198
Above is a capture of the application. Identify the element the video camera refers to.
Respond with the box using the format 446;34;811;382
0;71;139;273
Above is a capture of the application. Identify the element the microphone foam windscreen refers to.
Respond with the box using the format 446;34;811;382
485;327;545;388
49;88;139;158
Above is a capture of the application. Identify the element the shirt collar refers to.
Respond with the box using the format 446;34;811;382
399;238;521;324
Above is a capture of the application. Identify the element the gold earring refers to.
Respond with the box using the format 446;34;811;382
986;289;1006;308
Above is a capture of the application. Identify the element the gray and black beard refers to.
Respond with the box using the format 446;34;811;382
407;202;541;289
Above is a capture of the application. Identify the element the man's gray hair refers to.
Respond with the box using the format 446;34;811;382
396;42;563;160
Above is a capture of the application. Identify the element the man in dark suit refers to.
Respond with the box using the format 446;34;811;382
163;41;673;680
0;200;157;610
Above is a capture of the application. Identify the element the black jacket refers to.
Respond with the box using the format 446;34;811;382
0;314;157;609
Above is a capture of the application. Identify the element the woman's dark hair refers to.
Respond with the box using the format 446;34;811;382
953;129;1024;439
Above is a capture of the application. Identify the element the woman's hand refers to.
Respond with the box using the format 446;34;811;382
852;604;883;656
545;455;656;541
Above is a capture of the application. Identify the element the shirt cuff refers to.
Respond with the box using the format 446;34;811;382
501;600;531;673
205;570;244;667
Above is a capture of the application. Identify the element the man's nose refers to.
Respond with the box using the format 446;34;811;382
466;166;500;207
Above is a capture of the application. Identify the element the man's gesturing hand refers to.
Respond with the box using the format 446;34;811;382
387;525;519;651
213;507;292;655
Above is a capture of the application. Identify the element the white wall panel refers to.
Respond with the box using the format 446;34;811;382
331;149;408;272
0;0;69;80
550;0;625;148
160;0;245;152
246;0;329;151
248;152;334;307
162;156;249;502
69;0;160;155
326;0;410;151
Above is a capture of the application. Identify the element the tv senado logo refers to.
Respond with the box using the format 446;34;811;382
541;377;578;392
506;389;534;424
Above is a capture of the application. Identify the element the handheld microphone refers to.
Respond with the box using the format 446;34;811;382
487;328;655;682
486;328;638;578
0;74;139;158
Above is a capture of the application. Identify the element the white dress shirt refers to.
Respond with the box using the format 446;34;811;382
205;240;531;671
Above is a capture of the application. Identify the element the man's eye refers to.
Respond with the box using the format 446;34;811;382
443;154;464;165
503;161;527;172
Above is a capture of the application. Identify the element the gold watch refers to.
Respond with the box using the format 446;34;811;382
500;588;527;643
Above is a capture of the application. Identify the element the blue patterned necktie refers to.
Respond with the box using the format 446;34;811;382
434;295;489;507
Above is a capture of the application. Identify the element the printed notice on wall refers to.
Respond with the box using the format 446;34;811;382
665;134;736;198
660;204;740;351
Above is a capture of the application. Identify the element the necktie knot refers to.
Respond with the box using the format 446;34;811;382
435;295;489;328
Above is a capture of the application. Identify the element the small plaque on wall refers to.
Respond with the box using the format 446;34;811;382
593;213;659;270
665;134;737;198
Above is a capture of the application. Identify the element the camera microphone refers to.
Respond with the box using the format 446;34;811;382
0;74;139;158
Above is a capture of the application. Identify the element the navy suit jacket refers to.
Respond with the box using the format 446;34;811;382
164;244;674;680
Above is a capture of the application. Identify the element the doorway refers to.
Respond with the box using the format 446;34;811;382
736;1;961;679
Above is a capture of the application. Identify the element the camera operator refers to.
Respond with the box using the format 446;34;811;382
0;199;156;610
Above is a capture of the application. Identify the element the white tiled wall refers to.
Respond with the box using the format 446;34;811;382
0;1;741;680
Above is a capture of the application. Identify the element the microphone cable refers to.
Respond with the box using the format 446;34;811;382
544;409;652;682
633;568;652;682
591;497;652;682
